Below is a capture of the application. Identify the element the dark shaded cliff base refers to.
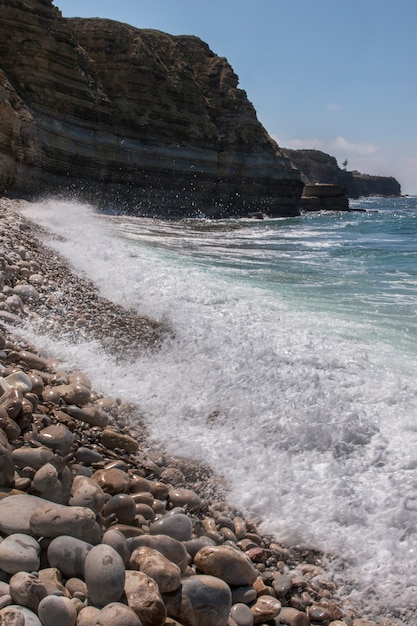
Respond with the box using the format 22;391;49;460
0;0;302;218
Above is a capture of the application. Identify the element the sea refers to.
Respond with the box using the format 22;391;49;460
20;195;417;622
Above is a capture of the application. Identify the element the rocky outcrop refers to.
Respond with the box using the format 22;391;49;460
300;184;349;212
0;0;303;217
351;171;401;197
284;149;401;198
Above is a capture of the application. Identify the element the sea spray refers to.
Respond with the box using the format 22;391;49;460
21;197;417;619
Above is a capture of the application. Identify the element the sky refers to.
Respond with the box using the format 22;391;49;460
55;0;417;194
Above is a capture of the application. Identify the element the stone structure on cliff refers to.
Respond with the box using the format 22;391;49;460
284;149;401;198
0;0;303;217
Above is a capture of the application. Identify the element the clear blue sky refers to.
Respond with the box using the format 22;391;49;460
55;0;417;194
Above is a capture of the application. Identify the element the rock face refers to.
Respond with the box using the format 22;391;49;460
0;0;303;217
284;149;401;198
300;183;349;211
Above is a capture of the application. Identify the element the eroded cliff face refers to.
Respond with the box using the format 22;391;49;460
0;0;303;217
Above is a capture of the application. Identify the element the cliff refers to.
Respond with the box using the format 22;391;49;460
284;149;401;198
0;0;303;217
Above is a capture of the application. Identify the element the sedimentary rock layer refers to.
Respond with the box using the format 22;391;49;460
0;0;303;217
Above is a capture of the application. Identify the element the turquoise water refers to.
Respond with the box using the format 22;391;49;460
21;196;417;622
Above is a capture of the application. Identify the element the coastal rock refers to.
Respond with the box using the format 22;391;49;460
0;605;42;626
124;570;166;626
127;535;189;573
129;546;182;593
149;512;193;541
9;572;47;612
84;544;126;608
92;602;143;626
0;0;303;217
174;574;231;626
69;475;106;513
37;595;77;626
29;502;101;543
0;533;40;574
193;545;258;586
47;535;93;579
0;494;50;535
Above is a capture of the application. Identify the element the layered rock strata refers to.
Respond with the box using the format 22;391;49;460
0;0;303;217
300;184;349;212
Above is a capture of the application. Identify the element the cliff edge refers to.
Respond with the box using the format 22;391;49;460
0;0;303;217
284;149;401;198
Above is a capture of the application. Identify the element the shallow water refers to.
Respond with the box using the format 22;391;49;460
21;196;417;621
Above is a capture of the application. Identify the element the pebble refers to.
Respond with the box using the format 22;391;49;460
84;544;126;608
175;574;231;626
35;424;74;453
127;535;189;573
0;534;40;574
0;494;49;535
92;468;131;494
194;544;258;586
92;602;142;626
230;602;254;626
124;570;166;626
69;475;106;513
9;572;47;611
0;604;42;626
250;595;282;623
129;546;181;593
149;512;193;541
47;535;93;578
37;595;77;626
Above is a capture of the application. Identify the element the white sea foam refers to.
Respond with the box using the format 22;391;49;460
20;198;417;620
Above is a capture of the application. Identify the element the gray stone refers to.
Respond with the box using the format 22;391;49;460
0;494;49;535
11;446;54;471
149;512;192;541
0;534;40;574
102;529;130;565
176;574;232;626
47;535;93;579
0;441;14;487
37;595;77;626
30;502;100;543
32;463;72;504
84;544;126;608
230;602;254;626
36;424;74;454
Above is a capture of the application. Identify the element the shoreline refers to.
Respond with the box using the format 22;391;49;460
0;197;398;625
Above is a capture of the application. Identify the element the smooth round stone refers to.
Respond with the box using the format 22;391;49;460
9;572;47;612
250;596;282;623
68;371;92;389
194;545;258;586
3;371;33;393
75;446;104;465
16;350;47;371
13;284;39;303
69;475;106;513
0;533;40;574
134;503;155;522
77;606;100;626
47;535;93;578
36;424;74;453
65;577;88;600
84;544;126;608
127;535;189;573
99;429;138;455
278;607;311;626
30;502;100;543
102;529;130;564
32;463;72;504
149;512;192;541
183;537;216;559
92;468;131;494
168;488;202;511
92;602;142;626
176;575;232;626
0;494;49;535
53;383;91;407
11;446;54;470
231;585;257;605
103;494;136;524
230;603;254;626
0;387;22;419
64;405;109;427
129;546;181;593
38;595;77;626
0;604;42;625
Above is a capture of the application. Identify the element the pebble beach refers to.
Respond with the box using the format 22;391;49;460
0;197;398;626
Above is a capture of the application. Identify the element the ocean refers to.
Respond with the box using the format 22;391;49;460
21;195;417;621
